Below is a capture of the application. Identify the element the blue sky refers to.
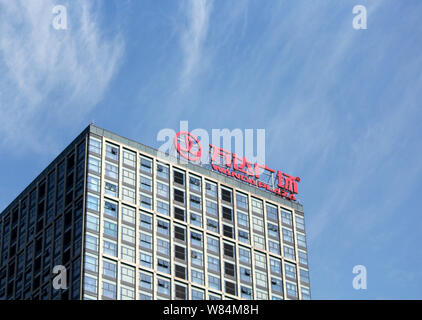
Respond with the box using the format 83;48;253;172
1;0;421;299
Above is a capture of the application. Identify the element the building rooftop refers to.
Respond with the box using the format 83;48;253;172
1;124;304;218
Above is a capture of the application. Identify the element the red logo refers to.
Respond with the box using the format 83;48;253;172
174;131;202;161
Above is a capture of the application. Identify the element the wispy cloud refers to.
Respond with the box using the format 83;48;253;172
0;0;124;153
179;0;213;90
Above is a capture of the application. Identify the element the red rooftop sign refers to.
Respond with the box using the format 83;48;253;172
174;131;300;201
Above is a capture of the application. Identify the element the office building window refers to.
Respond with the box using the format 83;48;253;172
240;267;251;282
104;240;117;257
297;233;307;248
301;287;311;300
104;200;118;218
284;245;295;260
191;288;204;300
225;281;236;295
140;156;152;173
191;250;203;266
140;176;152;192
122;169;135;186
106;144;119;161
206;200;218;216
85;234;98;252
140;253;152;268
208;256;220;272
89;137;101;154
285;262;297;280
191;230;203;247
84;254;98;273
253;234;265;250
255;271;268;288
238;230;249;244
236;192;248;210
103;259;117;279
174;225;186;241
157;219;170;236
156;182;169;198
190;212;202;227
190;194;201;210
121;226;135;244
222;206;233;221
87;175;100;192
207;236;220;253
88;156;101;173
173;170;185;185
122;205;136;224
104;220;117;238
300;269;310;284
174;207;186;222
269;240;281;255
120;286;135;300
174;189;185;204
241;286;252;299
237;212;249;228
271;278;283;293
121;246;135;263
157;238;170;256
270;258;282;274
238;247;251;264
282;228;294;243
86;214;99;232
266;204;278;221
298;251;308;266
254;252;267;270
105;181;118;197
140;212;152;230
286;282;297;298
121;265;135;285
140;271;153;290
157;278;170;296
295;215;305;230
140;233;152;250
140;194;152;209
223;242;235;259
87;194;100;212
174;245;186;261
189;175;201;192
221;188;232;203
208;275;221;291
206;218;219;233
281;209;293;226
122;149;136;167
102;281;117;299
205;181;217;197
84;276;98;295
157;258;170;274
156;163;169;180
251;198;263;214
223;225;234;239
157;200;169;215
191;269;204;285
267;223;279;238
105;163;118;180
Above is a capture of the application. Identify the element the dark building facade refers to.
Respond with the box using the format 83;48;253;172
0;124;310;300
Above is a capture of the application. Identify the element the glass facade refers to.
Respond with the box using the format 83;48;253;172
0;124;310;300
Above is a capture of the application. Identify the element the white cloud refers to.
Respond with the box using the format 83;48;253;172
0;0;124;153
179;0;213;90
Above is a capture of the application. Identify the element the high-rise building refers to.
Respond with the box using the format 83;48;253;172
0;124;310;300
